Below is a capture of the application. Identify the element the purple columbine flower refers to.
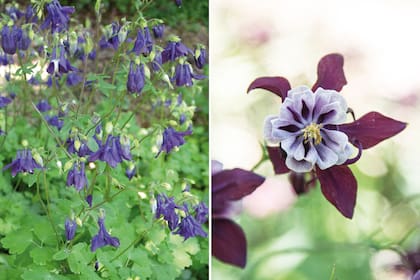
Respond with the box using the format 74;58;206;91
175;214;207;241
125;163;136;180
1;26;21;55
41;0;75;33
152;24;165;39
194;202;208;224
248;53;407;219
25;5;37;23
47;45;77;76
175;0;182;7
6;6;24;21
88;135;131;168
127;62;145;95
66;137;93;157
161;41;192;63
151;51;162;72
3;149;43;177
36;100;52;112
65;218;77;241
46;115;64;130
155;194;179;231
194;46;207;69
91;217;120;252
28;76;40;85
212;160;265;268
66;162;88;191
132;28;153;55
66;72;83;86
17;30;30;51
172;63;205;87
99;22;121;50
156;126;192;157
0;96;12;108
0;52;13;65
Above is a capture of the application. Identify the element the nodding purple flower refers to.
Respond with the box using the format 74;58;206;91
88;135;131;168
0;96;12;108
0;52;13;65
3;149;43;177
248;53;407;219
88;50;96;60
25;5;37;23
127;62;145;95
86;194;93;207
132;28;153;56
151;51;162;72
65;218;77;241
66;137;93;157
99;22;121;50
28;76;41;85
6;6;24;21
194;202;209;224
46;115;64;130
125;164;136;180
172;63;205;87
41;0;75;33
66;72;83;86
194;47;207;69
156;126;192;157
152;24;165;39
47;45;77;76
66;162;88;191
36;100;52;112
1;26;21;55
91;217;120;252
175;215;207;240
161;41;192;63
17;30;30;51
175;0;182;7
212;161;265;268
155;194;179;231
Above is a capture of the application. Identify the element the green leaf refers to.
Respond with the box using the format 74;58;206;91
129;247;152;278
67;243;94;274
1;229;33;254
52;249;71;261
21;268;65;280
29;247;55;265
32;218;57;245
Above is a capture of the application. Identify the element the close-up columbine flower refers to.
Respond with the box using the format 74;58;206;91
36;100;52;112
127;61;145;95
0;96;12;108
247;53;406;218
155;193;179;231
65;218;77;241
91;216;120;252
194;202;209;224
194;46;207;69
161;40;191;63
47;45;77;76
66;162;88;191
41;0;75;33
99;22;122;50
3;149;43;177
175;214;207;240
46;115;64;130
152;24;165;39
212;160;265;268
156;126;192;156
88;135;131;168
66;136;93;157
172;62;205;87
132;28;153;55
1;25;21;55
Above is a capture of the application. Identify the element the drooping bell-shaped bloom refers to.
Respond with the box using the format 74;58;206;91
66;162;88;191
47;45;77;76
86;194;93;207
194;202;209;224
127;62;145;95
175;214;207;240
212;160;265;268
0;51;13;65
175;0;182;7
46;115;64;131
248;53;407;219
161;40;191;63
41;0;74;33
172;63;205;87
194;46;207;69
65;218;77;241
156;126;192;157
131;28;153;56
91;217;120;252
152;24;165;39
151;51;162;72
0;96;12;108
3;149;43;177
88;135;131;168
66;136;93;157
6;6;24;21
99;22;121;50
1;26;21;55
155;194;179;231
125;163;136;180
36;100;52;112
17;30;30;51
66;72;83;86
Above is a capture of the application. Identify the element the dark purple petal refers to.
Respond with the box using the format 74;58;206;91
212;168;265;201
266;146;290;174
316;165;357;219
247;76;291;101
334;111;407;149
212;218;247;268
413;270;420;280
312;53;347;92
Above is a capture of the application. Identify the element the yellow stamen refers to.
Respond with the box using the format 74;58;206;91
302;123;322;145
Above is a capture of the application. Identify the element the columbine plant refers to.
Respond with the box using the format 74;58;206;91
248;53;406;218
0;0;208;278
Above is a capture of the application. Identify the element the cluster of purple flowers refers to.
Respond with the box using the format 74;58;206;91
3;149;43;177
155;194;208;240
157;126;193;157
88;134;132;168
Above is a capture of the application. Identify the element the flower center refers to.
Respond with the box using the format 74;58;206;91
302;123;322;145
